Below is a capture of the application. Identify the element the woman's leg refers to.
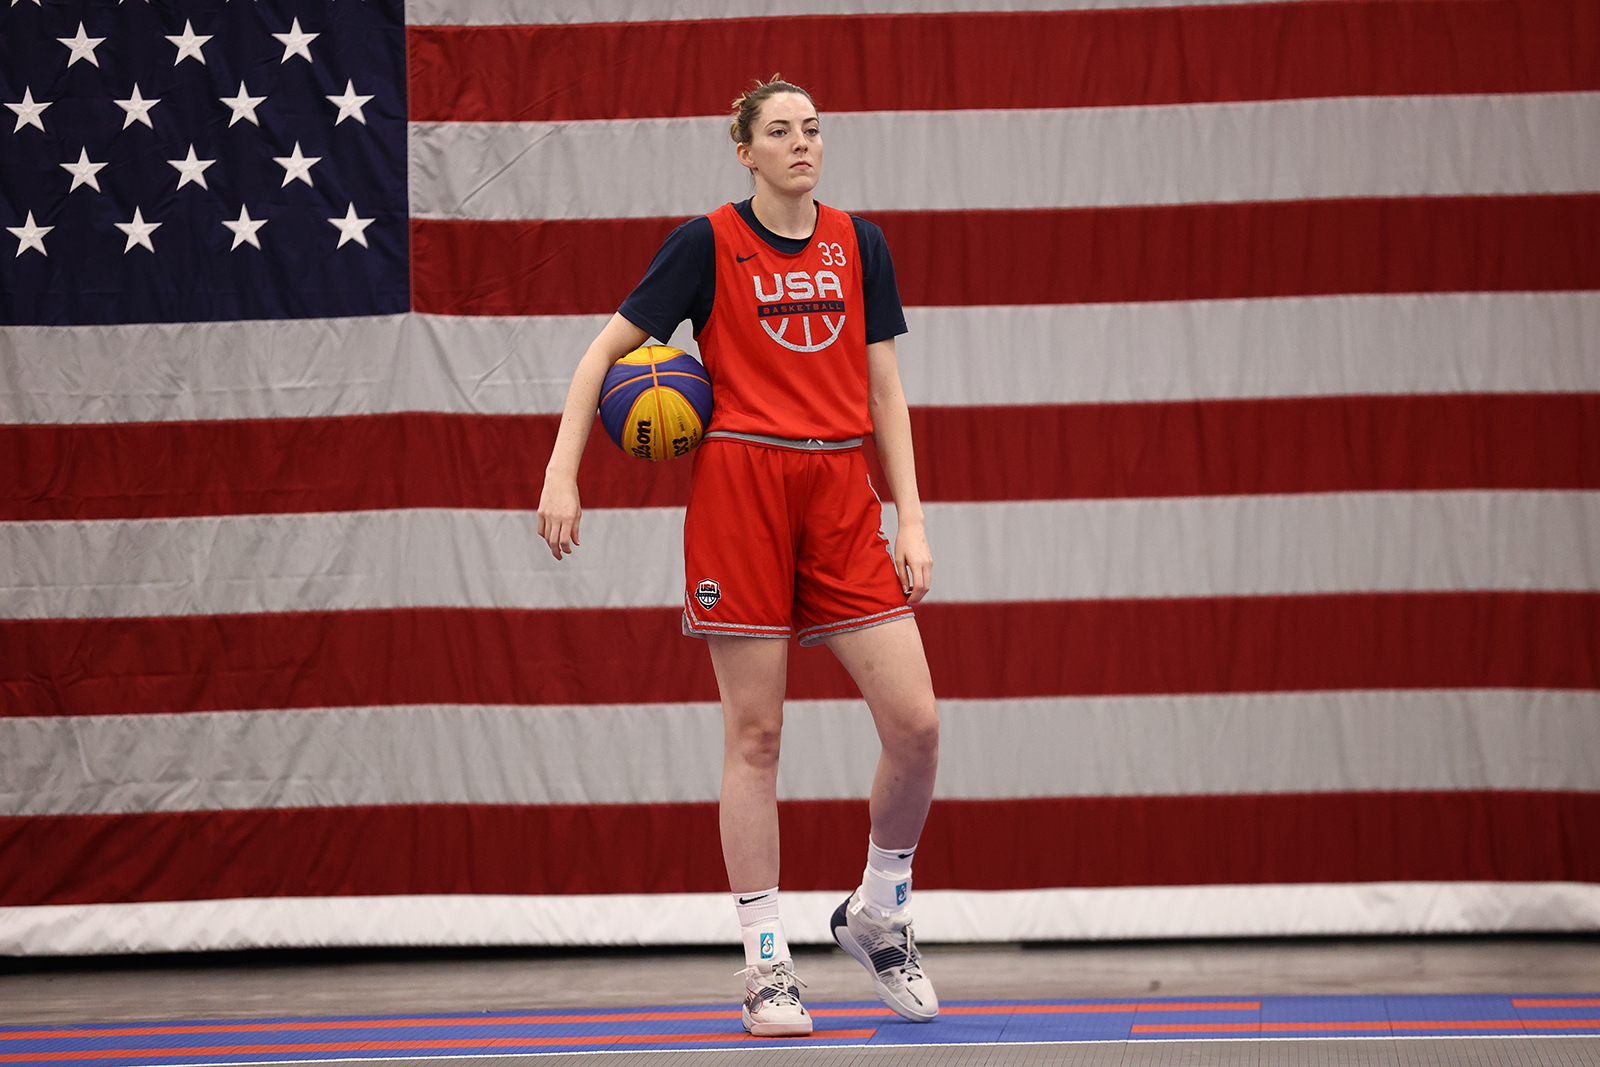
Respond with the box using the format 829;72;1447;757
708;633;790;891
824;615;941;1022
824;616;940;849
709;634;814;1036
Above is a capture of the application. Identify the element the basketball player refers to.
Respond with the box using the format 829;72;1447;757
537;77;939;1037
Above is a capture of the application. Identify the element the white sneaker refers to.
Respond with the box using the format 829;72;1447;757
830;889;939;1022
740;959;813;1037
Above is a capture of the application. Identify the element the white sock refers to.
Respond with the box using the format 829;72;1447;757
733;887;789;969
861;836;916;917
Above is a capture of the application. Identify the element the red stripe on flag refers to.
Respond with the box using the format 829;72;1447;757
7;395;1597;519
910;394;1600;504
3;792;1597;905
405;1;1600;122
5;594;1596;717
0;417;689;520
410;197;1600;316
411;216;676;317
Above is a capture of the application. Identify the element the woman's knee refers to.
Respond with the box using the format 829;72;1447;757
881;699;939;764
727;712;784;772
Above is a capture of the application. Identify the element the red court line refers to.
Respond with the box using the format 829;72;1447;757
0;1031;877;1062
3;1001;1265;1040
8;395;1597;519
808;1001;1261;1019
406;1;1600;121
1515;998;1600;1007
949;1001;1261;1015
411;196;1600;317
0;1013;739;1041
2;791;1596;906
1134;1019;1600;1033
4;593;1597;717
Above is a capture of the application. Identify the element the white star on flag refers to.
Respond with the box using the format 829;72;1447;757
273;142;321;187
57;22;107;67
168;145;216;190
272;18;318;63
114;84;159;129
166;20;211;65
7;211;52;257
115;207;161;253
220;82;266;127
328;203;374;248
6;88;51;133
327;81;374;126
60;148;108;193
222;205;268;250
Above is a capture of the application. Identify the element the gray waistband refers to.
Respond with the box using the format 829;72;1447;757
702;430;864;452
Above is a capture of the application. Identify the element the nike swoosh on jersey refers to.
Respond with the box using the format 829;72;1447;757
736;252;758;263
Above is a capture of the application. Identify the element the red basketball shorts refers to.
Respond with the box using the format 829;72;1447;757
682;439;914;646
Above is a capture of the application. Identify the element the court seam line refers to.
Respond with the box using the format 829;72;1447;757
0;1002;1271;1038
62;1031;1599;1067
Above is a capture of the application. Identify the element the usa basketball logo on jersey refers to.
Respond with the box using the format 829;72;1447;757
751;265;847;352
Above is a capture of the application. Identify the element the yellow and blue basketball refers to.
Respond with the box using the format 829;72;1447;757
598;345;713;462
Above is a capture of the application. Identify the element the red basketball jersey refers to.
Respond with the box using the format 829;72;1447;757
699;202;870;441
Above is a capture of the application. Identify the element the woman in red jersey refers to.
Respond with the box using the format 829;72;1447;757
538;77;939;1038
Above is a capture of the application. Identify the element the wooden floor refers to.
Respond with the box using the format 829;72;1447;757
3;935;1598;1026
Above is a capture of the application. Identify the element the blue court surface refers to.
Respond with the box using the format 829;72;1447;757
3;994;1598;1064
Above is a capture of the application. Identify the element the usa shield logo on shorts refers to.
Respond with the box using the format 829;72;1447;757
695;579;721;609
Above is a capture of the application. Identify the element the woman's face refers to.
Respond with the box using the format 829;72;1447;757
737;92;823;197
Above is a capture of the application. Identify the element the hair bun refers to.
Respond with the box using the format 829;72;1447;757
730;75;815;145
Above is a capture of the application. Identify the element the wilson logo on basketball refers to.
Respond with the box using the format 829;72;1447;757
751;271;846;353
695;579;722;609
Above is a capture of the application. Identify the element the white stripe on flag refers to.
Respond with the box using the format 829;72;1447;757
4;293;1596;425
4;883;1598;955
408;94;1600;221
898;293;1600;407
7;691;1598;816
6;491;1597;620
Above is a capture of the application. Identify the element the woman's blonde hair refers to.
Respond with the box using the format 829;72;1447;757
729;74;816;145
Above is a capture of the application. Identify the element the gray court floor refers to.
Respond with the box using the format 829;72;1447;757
4;937;1599;1064
5;936;1599;1024
356;1042;1600;1066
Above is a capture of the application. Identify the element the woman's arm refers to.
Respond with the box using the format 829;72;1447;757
866;337;932;603
537;313;650;560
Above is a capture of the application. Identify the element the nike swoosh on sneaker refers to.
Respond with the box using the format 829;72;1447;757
738;893;769;904
736;252;758;263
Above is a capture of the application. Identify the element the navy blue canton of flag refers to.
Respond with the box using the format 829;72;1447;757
0;0;408;325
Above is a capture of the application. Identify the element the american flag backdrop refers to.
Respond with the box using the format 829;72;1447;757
2;0;1599;954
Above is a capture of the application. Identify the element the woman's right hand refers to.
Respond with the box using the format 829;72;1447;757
537;313;650;562
537;475;582;560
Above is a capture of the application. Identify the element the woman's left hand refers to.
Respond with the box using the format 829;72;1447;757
895;522;933;604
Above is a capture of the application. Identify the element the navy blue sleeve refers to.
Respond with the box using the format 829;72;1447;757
617;216;717;341
852;216;909;345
